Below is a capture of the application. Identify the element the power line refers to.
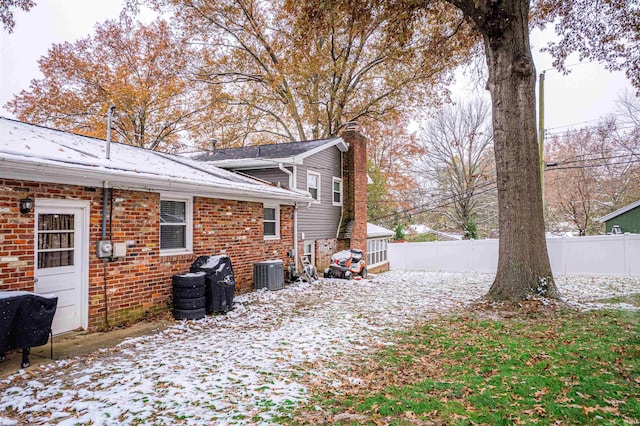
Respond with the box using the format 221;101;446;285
374;183;499;225
542;60;595;72
546;124;637;138
546;158;640;171
546;152;640;167
370;178;498;223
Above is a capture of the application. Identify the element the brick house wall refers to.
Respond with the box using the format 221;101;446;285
0;178;294;331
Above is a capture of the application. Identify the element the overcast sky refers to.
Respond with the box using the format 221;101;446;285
1;0;636;134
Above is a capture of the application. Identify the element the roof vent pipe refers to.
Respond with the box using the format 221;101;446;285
345;121;358;131
208;138;218;153
106;104;116;160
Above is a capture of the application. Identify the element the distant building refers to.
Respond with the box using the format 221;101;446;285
598;199;640;234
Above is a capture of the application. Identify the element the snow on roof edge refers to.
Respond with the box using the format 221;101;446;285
0;117;310;203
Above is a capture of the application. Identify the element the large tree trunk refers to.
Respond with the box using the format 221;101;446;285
452;0;559;300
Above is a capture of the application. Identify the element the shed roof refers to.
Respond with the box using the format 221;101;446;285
0;117;310;204
597;199;640;222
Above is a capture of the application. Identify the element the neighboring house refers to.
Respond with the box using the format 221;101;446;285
0;117;310;334
191;124;368;271
409;224;463;241
598;199;640;234
366;223;393;273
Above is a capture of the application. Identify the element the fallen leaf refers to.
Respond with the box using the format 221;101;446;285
534;405;546;416
534;387;550;399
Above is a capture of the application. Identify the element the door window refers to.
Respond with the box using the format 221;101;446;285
37;214;75;268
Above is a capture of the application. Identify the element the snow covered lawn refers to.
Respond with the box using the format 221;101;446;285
1;271;638;425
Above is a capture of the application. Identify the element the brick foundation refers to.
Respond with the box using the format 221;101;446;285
0;178;294;332
313;238;338;272
368;261;390;274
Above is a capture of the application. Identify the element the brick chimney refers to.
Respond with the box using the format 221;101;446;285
338;122;368;253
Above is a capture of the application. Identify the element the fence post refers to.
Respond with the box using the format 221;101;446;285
404;242;408;271
624;233;631;278
561;237;567;277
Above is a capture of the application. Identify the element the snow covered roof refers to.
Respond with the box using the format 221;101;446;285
409;224;462;241
189;137;348;169
0;117;311;204
367;222;394;238
597;199;640;223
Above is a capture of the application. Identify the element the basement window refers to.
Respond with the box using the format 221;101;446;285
160;196;193;254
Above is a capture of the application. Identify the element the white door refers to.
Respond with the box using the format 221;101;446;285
35;200;88;335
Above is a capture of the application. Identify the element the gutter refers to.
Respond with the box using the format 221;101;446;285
336;151;344;239
0;157;311;205
278;163;313;273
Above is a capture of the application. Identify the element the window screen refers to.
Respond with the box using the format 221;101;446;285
264;207;277;236
333;178;342;204
161;200;187;250
307;173;319;200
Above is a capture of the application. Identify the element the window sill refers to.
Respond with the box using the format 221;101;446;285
160;248;193;257
264;235;280;241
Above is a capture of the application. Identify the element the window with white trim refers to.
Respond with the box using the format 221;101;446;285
332;177;342;206
264;204;280;239
160;197;192;254
366;237;389;266
303;241;315;266
307;171;321;202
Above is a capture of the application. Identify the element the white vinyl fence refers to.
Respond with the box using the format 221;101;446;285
389;234;640;278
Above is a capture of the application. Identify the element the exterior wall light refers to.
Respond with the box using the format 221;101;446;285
19;196;34;214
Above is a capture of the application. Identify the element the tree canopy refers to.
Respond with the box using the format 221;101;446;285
417;99;497;238
146;0;477;146
6;13;210;152
1;0;34;33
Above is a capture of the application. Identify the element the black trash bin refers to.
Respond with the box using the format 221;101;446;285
190;255;236;314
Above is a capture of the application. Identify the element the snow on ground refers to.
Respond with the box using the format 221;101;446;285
1;271;638;425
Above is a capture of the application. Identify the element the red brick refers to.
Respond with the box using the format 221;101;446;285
0;178;294;331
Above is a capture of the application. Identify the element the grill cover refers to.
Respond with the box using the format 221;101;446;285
0;291;58;353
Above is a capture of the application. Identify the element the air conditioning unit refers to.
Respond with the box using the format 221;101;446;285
254;260;284;291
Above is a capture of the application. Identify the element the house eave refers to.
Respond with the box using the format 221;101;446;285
0;157;310;205
205;138;348;170
206;157;301;170
294;137;348;160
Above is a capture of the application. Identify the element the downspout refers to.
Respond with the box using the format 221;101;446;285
102;104;115;328
336;151;344;239
279;163;311;274
278;163;298;271
102;181;109;328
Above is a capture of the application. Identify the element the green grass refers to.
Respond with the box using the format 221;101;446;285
290;309;640;425
595;293;640;307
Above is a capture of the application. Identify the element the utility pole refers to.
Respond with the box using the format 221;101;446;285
538;71;545;201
